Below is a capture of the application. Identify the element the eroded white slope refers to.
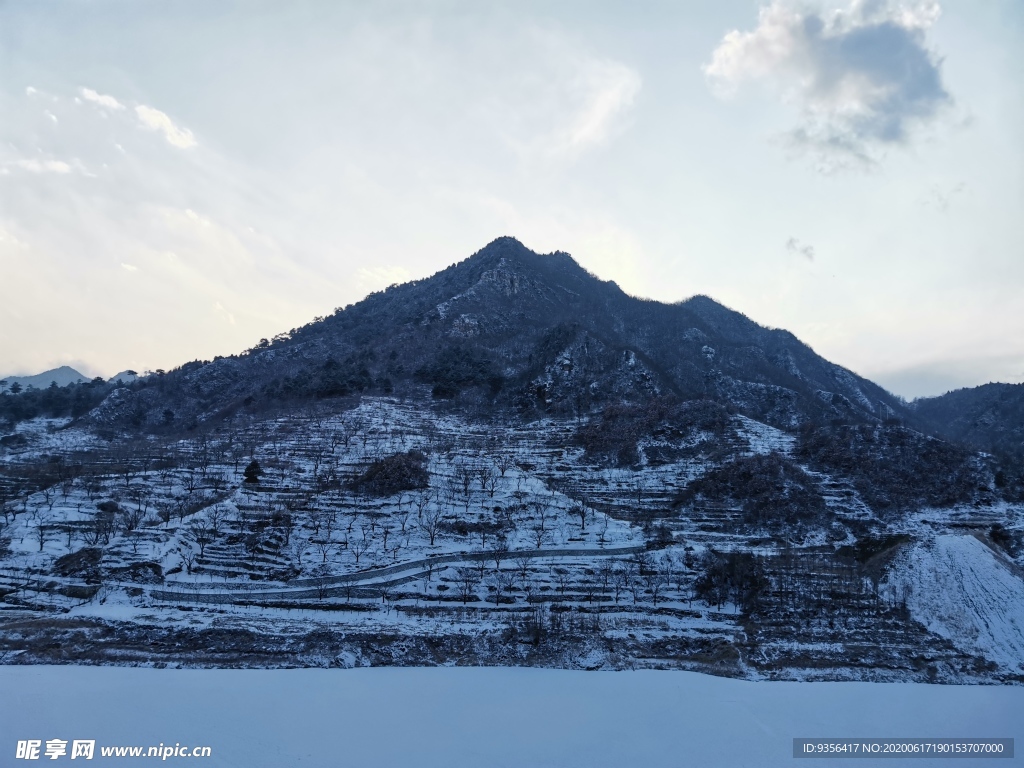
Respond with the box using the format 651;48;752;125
886;535;1024;674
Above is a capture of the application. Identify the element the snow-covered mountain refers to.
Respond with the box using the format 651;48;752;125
0;238;1021;683
89;237;909;432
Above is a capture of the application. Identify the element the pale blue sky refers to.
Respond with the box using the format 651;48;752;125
1;1;1021;398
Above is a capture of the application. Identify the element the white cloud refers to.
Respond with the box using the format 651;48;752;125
120;263;138;272
135;104;197;148
25;86;38;96
704;0;950;171
80;87;125;111
12;159;73;174
482;32;642;162
553;59;641;157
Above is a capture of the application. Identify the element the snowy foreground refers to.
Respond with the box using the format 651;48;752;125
1;667;1020;768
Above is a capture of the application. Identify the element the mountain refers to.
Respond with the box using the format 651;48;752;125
910;383;1024;499
1;237;1022;683
912;383;1024;457
108;237;908;430
1;366;88;390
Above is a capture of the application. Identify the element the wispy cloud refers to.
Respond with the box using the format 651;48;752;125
704;0;950;171
550;59;641;157
80;87;125;111
214;302;236;325
785;236;815;260
120;263;139;272
78;86;196;149
482;31;642;162
135;105;197;148
10;158;73;174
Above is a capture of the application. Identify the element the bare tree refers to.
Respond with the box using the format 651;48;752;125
522;576;536;604
598;560;614;599
126;528;144;555
397;507;412;535
129;486;151;521
313;538;334;564
485;570;514;605
243;532;263;563
349;535;371;566
182;469;201;497
413;492;430;522
491;534;509;572
611;564;627;604
277;511;294;546
532;501;550;539
39;483;56;513
454;462;474;512
455;567;480;604
174;495;189;523
381;585;395;614
478;467;499;499
494;454;515;478
643;569;667;606
33;515;47;552
551;567;571;596
419;507;444;547
189;520;215;559
625;562;642;604
514;555;532;583
156;502;173;527
571;502;588;532
120;506;145;534
59;470;78;502
207;505;225;537
113;445;141;487
312;565;332;601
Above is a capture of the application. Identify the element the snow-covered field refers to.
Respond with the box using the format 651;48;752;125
1;666;1020;768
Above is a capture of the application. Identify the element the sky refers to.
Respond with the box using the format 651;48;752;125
1;0;1021;399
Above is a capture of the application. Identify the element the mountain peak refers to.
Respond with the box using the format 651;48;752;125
465;237;591;281
94;237;909;430
1;365;89;390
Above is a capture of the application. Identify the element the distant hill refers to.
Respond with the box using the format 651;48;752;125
1;366;88;390
913;382;1024;460
107;370;141;384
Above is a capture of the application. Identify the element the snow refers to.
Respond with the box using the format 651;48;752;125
735;415;795;456
0;666;1019;768
4;397;1024;683
884;534;1024;674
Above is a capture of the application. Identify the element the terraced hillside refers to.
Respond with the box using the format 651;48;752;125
1;397;1021;682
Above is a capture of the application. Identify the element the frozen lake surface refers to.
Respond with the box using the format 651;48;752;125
1;666;1020;767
